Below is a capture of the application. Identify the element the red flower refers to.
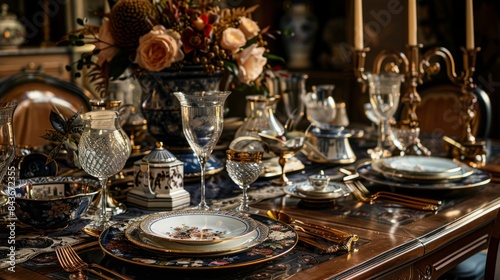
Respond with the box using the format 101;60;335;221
198;14;214;37
181;27;205;53
181;13;218;53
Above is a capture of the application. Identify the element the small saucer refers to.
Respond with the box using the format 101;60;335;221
296;183;341;198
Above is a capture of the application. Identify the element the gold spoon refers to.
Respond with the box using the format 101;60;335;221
82;225;103;238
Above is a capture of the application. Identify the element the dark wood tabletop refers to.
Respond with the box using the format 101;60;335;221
2;141;500;280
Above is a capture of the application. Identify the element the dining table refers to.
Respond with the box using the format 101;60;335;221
2;136;500;280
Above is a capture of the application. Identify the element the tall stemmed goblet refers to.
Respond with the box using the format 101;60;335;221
367;73;403;159
226;149;264;214
174;91;230;210
259;130;305;186
0;102;17;207
78;110;131;235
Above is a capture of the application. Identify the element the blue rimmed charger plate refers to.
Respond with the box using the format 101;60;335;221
357;162;491;190
99;214;298;269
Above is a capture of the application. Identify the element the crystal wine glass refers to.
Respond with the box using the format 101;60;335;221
367;73;403;159
174;91;230;210
0;102;17;186
226;149;264;214
78;110;131;234
363;103;394;158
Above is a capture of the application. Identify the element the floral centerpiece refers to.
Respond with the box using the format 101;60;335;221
60;0;281;96
53;0;283;173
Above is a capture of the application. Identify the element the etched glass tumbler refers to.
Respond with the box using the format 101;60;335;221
78;110;131;233
174;91;230;210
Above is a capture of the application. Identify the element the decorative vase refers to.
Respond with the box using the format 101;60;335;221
138;68;224;177
280;0;318;69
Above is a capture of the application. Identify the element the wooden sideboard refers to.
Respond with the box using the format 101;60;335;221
0;47;72;80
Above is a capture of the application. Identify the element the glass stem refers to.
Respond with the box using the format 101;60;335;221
240;185;250;211
198;155;208;209
279;155;288;184
380;120;386;146
99;178;109;223
378;120;387;153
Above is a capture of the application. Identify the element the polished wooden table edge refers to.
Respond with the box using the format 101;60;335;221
260;183;500;279
1;266;51;280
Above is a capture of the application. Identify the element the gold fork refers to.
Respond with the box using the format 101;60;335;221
340;168;442;205
56;245;131;280
341;171;440;211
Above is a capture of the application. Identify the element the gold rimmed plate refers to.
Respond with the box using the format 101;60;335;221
139;210;258;245
125;221;269;257
99;214;298;270
284;181;346;200
371;160;474;183
357;162;491;190
296;183;342;198
379;156;462;176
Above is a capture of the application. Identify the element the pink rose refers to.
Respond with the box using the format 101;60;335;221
234;43;267;84
95;17;119;68
136;25;184;71
239;17;260;39
220;27;246;54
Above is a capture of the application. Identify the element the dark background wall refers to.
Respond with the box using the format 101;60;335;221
2;0;499;138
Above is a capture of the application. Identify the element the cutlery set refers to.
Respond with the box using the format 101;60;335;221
267;210;359;254
340;168;442;211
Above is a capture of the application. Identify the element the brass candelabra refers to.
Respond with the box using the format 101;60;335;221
353;44;486;165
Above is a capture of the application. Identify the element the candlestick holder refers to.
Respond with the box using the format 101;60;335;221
353;44;486;163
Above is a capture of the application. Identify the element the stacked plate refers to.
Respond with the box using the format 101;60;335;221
124;210;270;257
357;156;491;190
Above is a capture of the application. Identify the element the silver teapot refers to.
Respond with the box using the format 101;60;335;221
301;85;356;164
0;4;25;49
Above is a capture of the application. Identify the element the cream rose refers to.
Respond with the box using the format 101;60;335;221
234;43;267;84
220;27;246;54
239;17;260;39
136;25;184;71
95;17;119;67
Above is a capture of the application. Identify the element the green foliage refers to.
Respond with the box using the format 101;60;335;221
41;108;84;165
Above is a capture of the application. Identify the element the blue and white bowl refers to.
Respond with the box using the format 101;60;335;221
3;176;99;230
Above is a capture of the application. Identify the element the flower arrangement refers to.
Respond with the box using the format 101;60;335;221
60;0;281;96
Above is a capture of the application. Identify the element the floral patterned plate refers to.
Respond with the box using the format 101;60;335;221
99;214;298;269
139;210;258;245
125;220;269;256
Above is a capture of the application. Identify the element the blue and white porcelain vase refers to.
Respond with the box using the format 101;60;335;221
138;68;224;177
280;0;318;69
